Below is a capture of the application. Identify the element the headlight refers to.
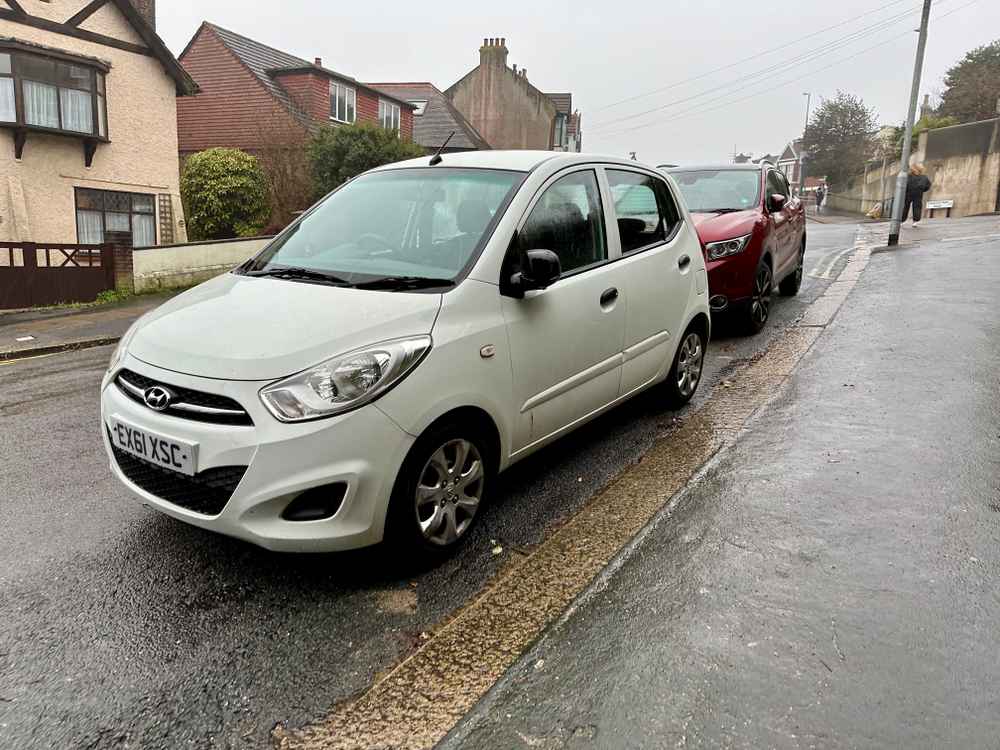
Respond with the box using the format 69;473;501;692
260;336;432;422
704;234;752;261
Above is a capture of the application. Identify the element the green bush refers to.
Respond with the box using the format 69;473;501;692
180;148;271;240
308;122;425;197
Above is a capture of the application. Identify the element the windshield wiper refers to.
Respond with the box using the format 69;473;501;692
697;208;742;214
353;276;455;291
245;267;350;285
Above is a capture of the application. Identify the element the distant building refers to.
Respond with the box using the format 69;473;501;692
445;38;578;151
753;153;779;166
175;22;416;157
365;82;489;153
733;152;753;164
777;139;804;188
546;93;581;152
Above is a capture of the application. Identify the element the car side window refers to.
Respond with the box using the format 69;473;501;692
776;171;792;197
606;169;672;253
519;170;607;274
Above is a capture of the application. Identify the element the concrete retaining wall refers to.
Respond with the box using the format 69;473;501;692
825;118;1000;218
132;236;273;292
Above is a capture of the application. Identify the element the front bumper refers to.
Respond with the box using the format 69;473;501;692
100;354;415;552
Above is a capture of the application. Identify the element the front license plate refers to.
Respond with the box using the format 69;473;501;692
108;415;197;476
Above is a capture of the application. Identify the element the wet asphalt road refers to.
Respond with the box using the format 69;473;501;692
444;224;1000;748
0;223;857;748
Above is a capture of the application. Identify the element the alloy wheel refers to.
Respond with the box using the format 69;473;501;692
676;332;704;398
751;265;772;326
414;439;484;546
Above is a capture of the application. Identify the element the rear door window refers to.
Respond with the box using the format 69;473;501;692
607;170;675;253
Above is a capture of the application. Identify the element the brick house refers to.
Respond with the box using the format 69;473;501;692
176;22;415;157
545;92;581;152
0;0;196;246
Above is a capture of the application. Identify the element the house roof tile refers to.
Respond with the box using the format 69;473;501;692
367;82;490;151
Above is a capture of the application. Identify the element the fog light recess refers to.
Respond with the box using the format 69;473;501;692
281;483;347;522
709;295;729;311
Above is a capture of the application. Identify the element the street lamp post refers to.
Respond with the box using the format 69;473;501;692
888;0;933;246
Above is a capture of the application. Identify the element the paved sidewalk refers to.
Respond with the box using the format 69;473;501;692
445;231;1000;747
0;292;176;359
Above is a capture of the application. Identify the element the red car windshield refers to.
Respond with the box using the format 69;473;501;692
672;170;760;213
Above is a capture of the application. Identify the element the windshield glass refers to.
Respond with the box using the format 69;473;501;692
671;170;760;212
243;167;523;285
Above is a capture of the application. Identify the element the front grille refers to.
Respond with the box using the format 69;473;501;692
115;368;253;426
110;439;247;516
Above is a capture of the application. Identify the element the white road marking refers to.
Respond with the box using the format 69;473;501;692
809;246;854;280
941;233;1000;243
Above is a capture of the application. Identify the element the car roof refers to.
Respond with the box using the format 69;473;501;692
665;163;764;172
369;150;664;174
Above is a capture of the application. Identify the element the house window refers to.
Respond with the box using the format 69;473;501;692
408;99;427;116
378;99;400;132
554;113;567;149
0;49;108;138
0;54;14;123
330;81;356;123
75;188;156;248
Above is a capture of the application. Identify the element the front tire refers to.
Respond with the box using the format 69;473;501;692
385;420;492;560
661;325;706;409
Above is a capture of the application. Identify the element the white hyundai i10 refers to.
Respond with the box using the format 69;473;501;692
101;151;710;557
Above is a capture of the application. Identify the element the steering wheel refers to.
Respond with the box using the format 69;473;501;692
357;233;395;254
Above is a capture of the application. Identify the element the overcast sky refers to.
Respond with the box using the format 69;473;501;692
157;0;999;165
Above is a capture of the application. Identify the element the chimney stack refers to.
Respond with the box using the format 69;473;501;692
314;57;323;67
479;36;509;68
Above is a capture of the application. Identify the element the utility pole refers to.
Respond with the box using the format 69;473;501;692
888;0;932;246
799;92;812;197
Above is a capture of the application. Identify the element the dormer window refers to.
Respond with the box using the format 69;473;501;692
0;43;110;164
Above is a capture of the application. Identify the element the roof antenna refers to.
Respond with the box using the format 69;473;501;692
429;131;455;165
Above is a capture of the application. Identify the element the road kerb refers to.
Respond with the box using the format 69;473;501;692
273;227;884;750
0;336;119;362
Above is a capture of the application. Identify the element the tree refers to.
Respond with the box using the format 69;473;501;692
308;122;425;197
938;40;1000;124
253;114;314;233
180;148;271;240
802;92;879;189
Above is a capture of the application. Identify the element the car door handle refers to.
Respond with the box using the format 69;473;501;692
600;287;619;306
678;255;691;270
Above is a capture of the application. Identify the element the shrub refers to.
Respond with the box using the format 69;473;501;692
180;148;271;240
308;122;425;197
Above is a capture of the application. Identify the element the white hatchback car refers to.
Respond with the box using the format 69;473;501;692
101;151;709;556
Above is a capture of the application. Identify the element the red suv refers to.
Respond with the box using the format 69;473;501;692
666;164;806;333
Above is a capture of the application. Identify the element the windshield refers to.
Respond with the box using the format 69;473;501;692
671;170;760;213
242;167;523;286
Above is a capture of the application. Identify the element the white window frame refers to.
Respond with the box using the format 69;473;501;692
378;98;400;133
329;81;356;124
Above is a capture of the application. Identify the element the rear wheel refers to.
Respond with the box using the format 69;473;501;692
385;419;492;560
779;240;805;296
743;259;772;335
660;325;706;409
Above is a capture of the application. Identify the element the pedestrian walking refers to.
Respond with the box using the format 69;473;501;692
902;164;931;227
815;185;826;214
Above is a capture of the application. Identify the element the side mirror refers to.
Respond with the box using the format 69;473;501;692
769;194;787;212
520;249;561;291
502;248;562;298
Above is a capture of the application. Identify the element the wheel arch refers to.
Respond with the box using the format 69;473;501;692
414;405;503;476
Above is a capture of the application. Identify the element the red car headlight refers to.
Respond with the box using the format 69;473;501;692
704;233;751;261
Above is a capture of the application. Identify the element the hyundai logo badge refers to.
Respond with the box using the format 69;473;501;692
143;385;174;411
